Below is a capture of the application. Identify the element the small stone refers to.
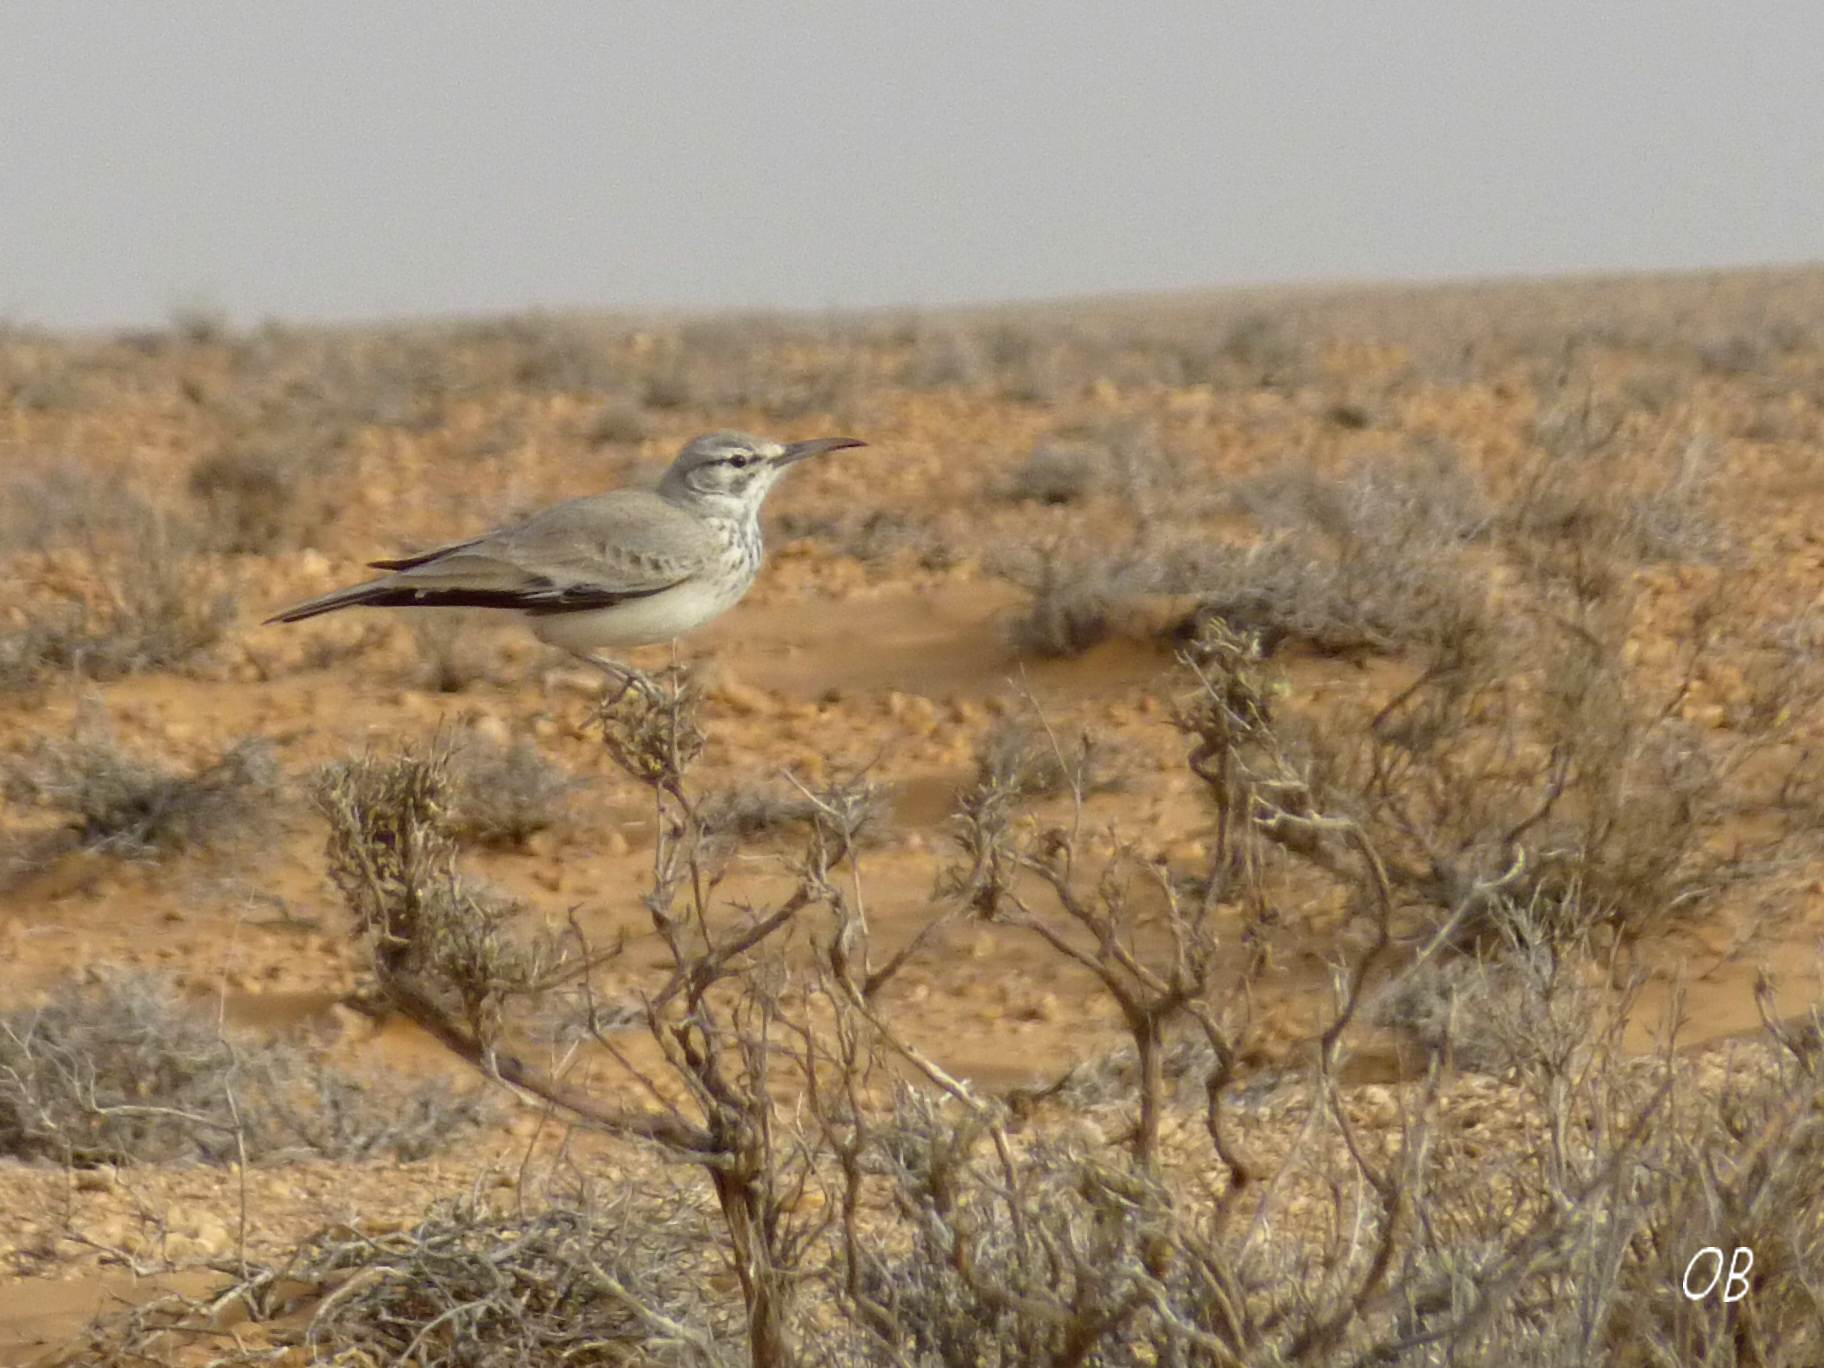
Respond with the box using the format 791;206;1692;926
85;1215;150;1257
470;713;512;747
326;1002;374;1044
902;695;940;730
168;1214;232;1261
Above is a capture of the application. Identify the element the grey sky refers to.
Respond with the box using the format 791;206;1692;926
4;2;1820;330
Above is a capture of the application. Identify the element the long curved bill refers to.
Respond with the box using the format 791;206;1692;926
774;436;867;467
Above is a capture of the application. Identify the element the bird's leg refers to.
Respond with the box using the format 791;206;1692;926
571;651;662;706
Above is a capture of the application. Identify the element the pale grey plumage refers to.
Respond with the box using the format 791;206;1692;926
361;491;725;602
267;430;864;680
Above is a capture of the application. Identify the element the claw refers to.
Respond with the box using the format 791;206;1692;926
572;652;663;706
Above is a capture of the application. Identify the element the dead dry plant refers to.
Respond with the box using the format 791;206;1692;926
3;721;278;871
0;496;235;693
79;626;1824;1366
0;973;487;1168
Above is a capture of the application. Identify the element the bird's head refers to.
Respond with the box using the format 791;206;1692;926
658;431;865;515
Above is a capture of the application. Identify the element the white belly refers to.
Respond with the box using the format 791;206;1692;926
528;576;747;653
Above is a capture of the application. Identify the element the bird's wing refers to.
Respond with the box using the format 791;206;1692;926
266;490;718;624
366;535;487;571
384;489;719;609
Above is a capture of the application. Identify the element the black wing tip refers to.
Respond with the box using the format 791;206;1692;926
263;602;332;625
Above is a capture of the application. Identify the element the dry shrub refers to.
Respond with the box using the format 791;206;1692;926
78;629;1824;1365
454;313;624;395
998;442;1101;505
583;392;654;445
996;545;1123;658
296;676;896;1366
1183;445;1491;657
1231;441;1489;545
896;308;1318;396
625;316;872;420
860;1089;1192;1365
1602;1025;1824;1363
0;501;234;692
899;326;991;390
3;725;277;864
1276;585;1807;945
772;508;958;569
224;324;448;433
969;717;1122;800
1175;531;1486;659
0;974;487;1167
97;1184;737;1367
408;614;509;693
999;420;1179;514
827;627;1824;1366
1509;381;1729;568
313;741;554;1054
189;440;341;554
999;441;1488;662
446;733;582;848
0;467;151;554
0;350;93;412
699;777;893;846
1372;899;1614;1075
1219;309;1307;378
272;1190;736;1366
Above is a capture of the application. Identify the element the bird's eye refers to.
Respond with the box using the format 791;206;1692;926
727;454;751;469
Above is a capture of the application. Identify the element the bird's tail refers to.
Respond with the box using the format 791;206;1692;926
263;578;400;625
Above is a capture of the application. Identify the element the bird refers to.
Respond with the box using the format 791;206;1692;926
266;430;866;693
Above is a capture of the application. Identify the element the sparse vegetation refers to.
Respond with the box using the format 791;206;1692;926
0;467;152;553
105;627;1821;1364
1509;383;1730;568
0;974;488;1166
998;441;1100;505
446;733;582;848
773;507;958;569
582;392;654;446
11;270;1824;1364
259;1190;733;1365
409;614;508;692
190;440;342;554
969;716;1122;798
997;544;1123;657
3;724;278;865
699;773;893;844
0;483;235;692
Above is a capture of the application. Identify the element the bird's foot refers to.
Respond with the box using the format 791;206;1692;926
576;655;664;708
